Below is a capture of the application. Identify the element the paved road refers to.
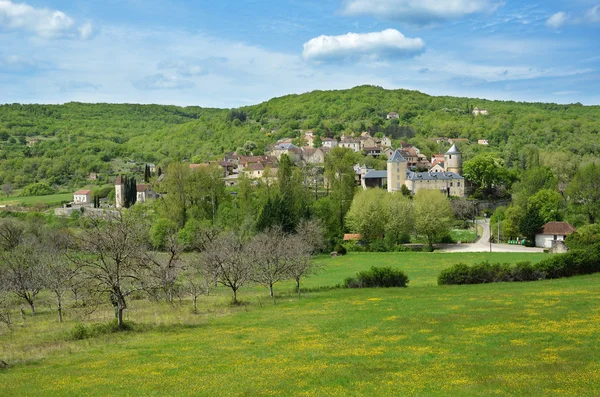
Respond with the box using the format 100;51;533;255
439;219;544;253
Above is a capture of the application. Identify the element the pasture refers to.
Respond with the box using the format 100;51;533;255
2;251;599;396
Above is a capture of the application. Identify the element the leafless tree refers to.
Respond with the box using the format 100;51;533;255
0;218;25;252
289;220;325;295
0;292;13;330
203;233;251;304
0;244;44;315
248;227;298;302
144;231;184;306
1;183;13;197
181;255;216;313
451;198;477;229
71;211;148;329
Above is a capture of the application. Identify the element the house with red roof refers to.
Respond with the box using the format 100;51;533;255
535;222;577;249
73;189;92;205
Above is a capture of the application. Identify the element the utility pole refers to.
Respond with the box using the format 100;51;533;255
498;218;501;245
489;218;492;253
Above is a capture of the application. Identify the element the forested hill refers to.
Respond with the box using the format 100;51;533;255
0;85;599;190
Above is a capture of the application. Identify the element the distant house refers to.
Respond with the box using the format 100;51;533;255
301;147;326;165
87;173;98;181
303;131;315;148
535;222;577;249
73;189;92;205
478;139;489;145
339;138;361;152
387;112;399;120
136;184;150;203
321;138;338;149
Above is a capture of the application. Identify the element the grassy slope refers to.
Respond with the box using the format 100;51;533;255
3;252;600;396
0;193;73;206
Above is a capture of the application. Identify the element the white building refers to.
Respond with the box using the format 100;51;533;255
535;222;576;248
73;189;92;205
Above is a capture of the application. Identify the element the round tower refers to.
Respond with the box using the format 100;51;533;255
444;144;462;175
387;150;407;193
115;175;125;209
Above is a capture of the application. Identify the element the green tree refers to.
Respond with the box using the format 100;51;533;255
567;163;600;224
528;189;564;223
462;153;514;196
414;190;453;248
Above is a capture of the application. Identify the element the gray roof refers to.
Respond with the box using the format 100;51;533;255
387;149;408;163
363;170;387;179
274;143;299;150
407;171;463;181
446;143;461;155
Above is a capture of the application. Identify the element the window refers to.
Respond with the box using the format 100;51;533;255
397;167;399;172
397;183;400;189
457;182;461;187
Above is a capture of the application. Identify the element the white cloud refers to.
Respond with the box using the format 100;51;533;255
0;0;91;39
546;12;567;29
79;22;93;40
133;73;196;90
341;0;500;25
303;29;424;61
587;5;600;23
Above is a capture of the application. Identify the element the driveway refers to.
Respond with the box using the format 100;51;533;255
438;219;545;253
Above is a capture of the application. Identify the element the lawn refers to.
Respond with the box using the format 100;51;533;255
0;192;73;207
2;251;599;396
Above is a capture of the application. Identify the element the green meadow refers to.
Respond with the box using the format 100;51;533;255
3;251;600;396
0;192;73;207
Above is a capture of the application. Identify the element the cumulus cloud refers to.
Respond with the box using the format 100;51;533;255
303;29;424;62
133;73;196;90
546;12;567;29
587;5;600;23
341;0;500;25
0;0;91;39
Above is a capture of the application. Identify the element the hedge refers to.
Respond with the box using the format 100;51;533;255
438;244;600;285
344;266;409;288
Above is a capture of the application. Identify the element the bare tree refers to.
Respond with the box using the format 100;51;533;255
290;220;325;295
0;293;13;330
145;231;184;306
203;233;251;304
0;244;44;315
0;218;25;252
248;227;297;302
181;255;216;313
72;211;148;329
1;182;13;198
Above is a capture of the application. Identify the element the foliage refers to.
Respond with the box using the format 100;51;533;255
20;182;55;197
344;266;409;288
413;190;453;248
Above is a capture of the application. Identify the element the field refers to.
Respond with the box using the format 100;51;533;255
3;251;600;396
0;192;73;207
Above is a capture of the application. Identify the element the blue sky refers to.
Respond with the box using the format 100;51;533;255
1;0;600;107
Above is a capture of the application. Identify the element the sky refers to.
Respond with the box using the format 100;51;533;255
1;0;600;107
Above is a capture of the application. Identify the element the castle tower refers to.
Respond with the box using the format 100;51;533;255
387;150;408;193
115;175;125;209
444;144;462;175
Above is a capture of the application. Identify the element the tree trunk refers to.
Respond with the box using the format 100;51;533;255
232;288;238;304
57;295;63;323
269;283;274;298
296;277;301;297
117;305;124;329
193;296;197;313
29;301;35;316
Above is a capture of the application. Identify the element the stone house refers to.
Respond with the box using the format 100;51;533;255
73;189;92;205
535;222;577;249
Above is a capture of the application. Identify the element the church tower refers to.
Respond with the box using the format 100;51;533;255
387;150;408;193
115;175;125;209
444;144;463;175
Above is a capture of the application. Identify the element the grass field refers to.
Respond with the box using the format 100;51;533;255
0;192;73;207
3;251;600;396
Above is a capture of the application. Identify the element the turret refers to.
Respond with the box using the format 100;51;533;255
444;144;462;175
115;175;125;209
387;150;408;193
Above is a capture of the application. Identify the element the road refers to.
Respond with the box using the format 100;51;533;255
439;219;544;253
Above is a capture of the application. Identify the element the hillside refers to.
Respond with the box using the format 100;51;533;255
0;85;599;190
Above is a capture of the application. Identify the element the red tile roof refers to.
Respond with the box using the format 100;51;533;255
539;222;577;235
343;234;363;241
74;190;92;195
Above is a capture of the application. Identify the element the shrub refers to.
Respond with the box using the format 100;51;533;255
369;239;388;252
70;324;89;340
440;235;455;244
20;182;54;197
437;263;471;285
335;244;347;256
344;266;409;288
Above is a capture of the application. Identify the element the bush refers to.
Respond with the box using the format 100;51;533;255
335;244;347;255
369;239;388;252
438;244;600;286
20;182;55;197
69;320;136;340
344;266;409;288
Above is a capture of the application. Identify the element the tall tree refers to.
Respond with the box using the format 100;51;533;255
72;212;149;328
567;163;600;224
414;190;453;248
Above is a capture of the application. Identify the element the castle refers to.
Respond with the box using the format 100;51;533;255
386;144;465;197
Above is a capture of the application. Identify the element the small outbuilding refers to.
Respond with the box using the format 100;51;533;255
535;222;577;249
73;189;92;205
